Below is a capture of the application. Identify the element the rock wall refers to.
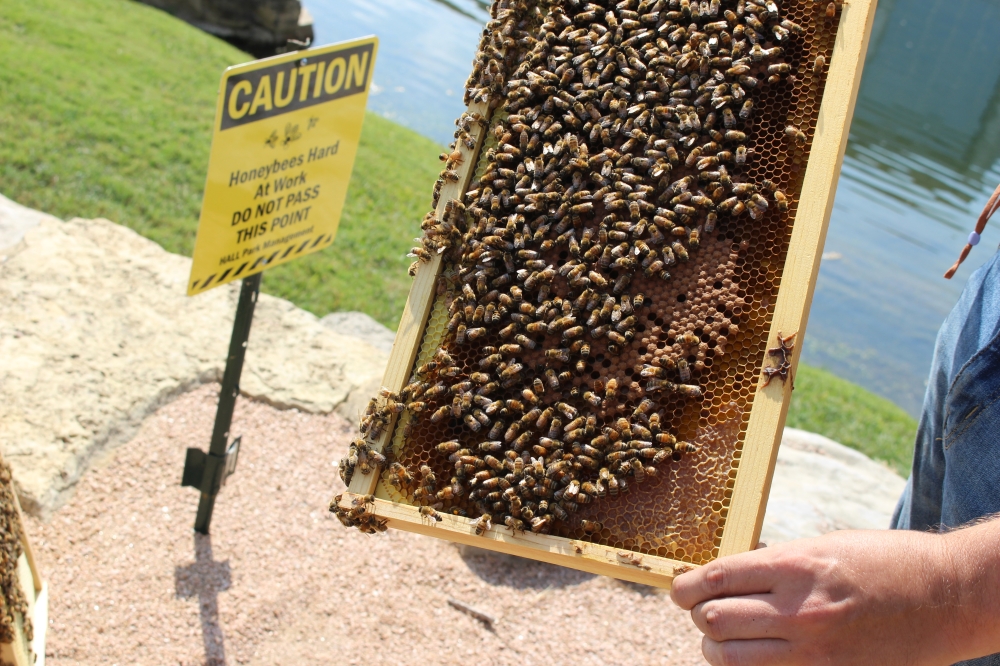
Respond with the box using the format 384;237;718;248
136;0;314;57
0;195;385;517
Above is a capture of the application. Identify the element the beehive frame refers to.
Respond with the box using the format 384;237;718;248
339;0;876;587
1;465;47;666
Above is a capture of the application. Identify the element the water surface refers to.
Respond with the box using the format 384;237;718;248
312;0;1000;416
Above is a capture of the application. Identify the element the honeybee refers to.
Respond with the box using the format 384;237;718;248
500;363;524;380
387;462;413;488
677;441;700;454
439;148;463;168
514;334;537;349
581;520;603;534
419;463;436;488
531;515;552;533
473;513;492;536
675;383;704;398
349;494;375;519
785;125;807;145
479;440;503;454
630;458;647;482
774;190;789;212
505;516;526;533
437;440;461;454
608;475;621;496
416;360;439;376
360;515;389;534
678;331;700;347
430;405;451;423
419;506;443;522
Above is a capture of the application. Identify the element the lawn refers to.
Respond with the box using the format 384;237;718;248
787;365;916;475
0;0;918;470
0;0;439;326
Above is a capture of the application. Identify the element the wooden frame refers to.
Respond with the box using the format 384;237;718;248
1;488;47;666
341;0;878;588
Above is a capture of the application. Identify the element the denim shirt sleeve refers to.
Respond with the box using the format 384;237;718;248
892;248;1000;532
891;249;1000;666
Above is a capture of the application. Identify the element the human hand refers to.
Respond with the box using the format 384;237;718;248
670;529;986;666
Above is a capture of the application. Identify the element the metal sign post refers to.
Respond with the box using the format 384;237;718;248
182;272;260;533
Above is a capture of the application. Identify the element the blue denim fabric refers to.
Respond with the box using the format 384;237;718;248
891;248;1000;666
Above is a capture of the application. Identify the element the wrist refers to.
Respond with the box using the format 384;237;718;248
936;521;1000;660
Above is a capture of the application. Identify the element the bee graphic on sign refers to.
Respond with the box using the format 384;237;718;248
283;122;302;146
308;116;319;130
264;130;279;148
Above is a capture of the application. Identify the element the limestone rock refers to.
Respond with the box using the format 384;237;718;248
761;428;907;544
0;193;53;254
320;311;396;355
0;203;386;517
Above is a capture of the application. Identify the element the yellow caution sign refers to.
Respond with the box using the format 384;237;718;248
188;36;378;295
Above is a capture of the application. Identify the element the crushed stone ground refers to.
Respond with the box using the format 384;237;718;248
25;384;705;665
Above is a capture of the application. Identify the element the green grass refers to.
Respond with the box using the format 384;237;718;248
786;365;917;475
0;0;441;327
0;0;919;470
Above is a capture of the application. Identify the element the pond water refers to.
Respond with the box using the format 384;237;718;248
309;0;1000;416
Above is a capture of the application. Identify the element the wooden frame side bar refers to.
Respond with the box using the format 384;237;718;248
348;101;491;497
719;0;878;557
2;477;46;666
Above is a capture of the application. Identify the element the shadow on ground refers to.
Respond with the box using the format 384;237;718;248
457;544;596;589
174;534;231;665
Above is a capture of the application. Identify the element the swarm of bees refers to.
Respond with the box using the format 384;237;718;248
337;0;823;543
0;459;32;644
329;492;388;534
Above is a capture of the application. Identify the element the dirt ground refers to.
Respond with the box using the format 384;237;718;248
24;384;706;665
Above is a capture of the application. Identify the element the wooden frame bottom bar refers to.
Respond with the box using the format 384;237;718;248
341;494;693;588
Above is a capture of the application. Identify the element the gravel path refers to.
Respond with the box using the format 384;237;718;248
24;384;705;665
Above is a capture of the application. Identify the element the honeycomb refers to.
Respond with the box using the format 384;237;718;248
347;0;842;565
